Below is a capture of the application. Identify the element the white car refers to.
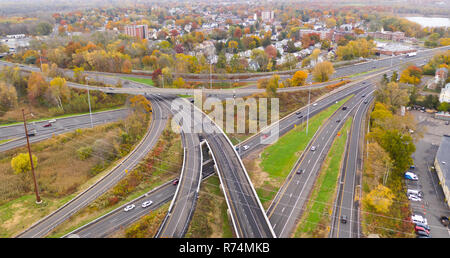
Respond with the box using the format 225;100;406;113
142;200;153;208
408;194;422;202
48;119;56;123
411;214;428;225
124;204;135;212
312;103;318;106
404;171;418;181
310;146;316;151
243;145;250;151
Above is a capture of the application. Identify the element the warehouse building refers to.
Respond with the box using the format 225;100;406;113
435;134;450;208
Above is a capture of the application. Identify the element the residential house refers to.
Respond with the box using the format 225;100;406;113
440;83;450;103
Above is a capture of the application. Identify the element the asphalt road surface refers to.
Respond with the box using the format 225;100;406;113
266;86;374;238
15;95;169;238
330;94;374;238
156;99;202;238
0;109;130;152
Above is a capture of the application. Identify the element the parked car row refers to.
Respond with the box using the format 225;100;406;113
405;165;431;238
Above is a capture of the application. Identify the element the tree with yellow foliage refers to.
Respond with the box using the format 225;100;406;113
292;70;308;86
364;184;395;213
312;61;334;82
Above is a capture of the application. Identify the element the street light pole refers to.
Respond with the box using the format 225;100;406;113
22;109;41;204
306;85;311;136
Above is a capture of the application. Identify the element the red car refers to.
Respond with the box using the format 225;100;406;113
172;178;179;185
43;122;52;128
414;225;430;235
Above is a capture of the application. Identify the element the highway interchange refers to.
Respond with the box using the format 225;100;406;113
1;45;448;238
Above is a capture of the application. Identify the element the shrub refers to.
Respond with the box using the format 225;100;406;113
77;146;93;160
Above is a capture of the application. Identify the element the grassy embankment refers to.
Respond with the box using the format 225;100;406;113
0;110;149;238
46;120;182;238
243;95;352;209
224;87;342;145
294;117;352;237
185;175;234;238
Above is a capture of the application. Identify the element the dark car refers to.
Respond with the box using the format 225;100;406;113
441;216;449;226
361;94;366;97
172;178;179;186
416;230;430;237
295;111;302;115
296;169;304;175
342;106;347;110
336;119;341;123
341;215;347;224
297;115;304;119
27;130;36;137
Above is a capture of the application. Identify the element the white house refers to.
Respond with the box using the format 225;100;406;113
440;83;450;103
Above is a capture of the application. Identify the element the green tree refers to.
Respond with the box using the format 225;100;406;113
438;102;450;112
378;129;416;173
34;22;52;35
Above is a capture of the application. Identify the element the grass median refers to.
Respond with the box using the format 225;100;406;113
244;95;352;208
185;175;234;238
293;117;352;237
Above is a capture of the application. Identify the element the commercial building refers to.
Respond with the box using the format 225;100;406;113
261;11;274;22
124;24;148;39
434;135;450;208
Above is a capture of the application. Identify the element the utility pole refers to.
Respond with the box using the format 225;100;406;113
86;78;94;128
210;62;212;89
39;51;43;72
162;74;164;88
22;109;41;204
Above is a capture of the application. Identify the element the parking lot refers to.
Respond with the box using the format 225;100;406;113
409;110;450;238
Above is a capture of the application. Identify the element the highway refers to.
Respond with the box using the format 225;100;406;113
266;85;374;237
0;109;130;152
156;98;202;238
330;94;374;238
205;132;275;238
15;95;169;238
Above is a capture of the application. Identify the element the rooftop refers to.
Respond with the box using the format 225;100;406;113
436;135;450;190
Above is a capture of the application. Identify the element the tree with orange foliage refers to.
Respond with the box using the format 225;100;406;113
27;72;48;104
